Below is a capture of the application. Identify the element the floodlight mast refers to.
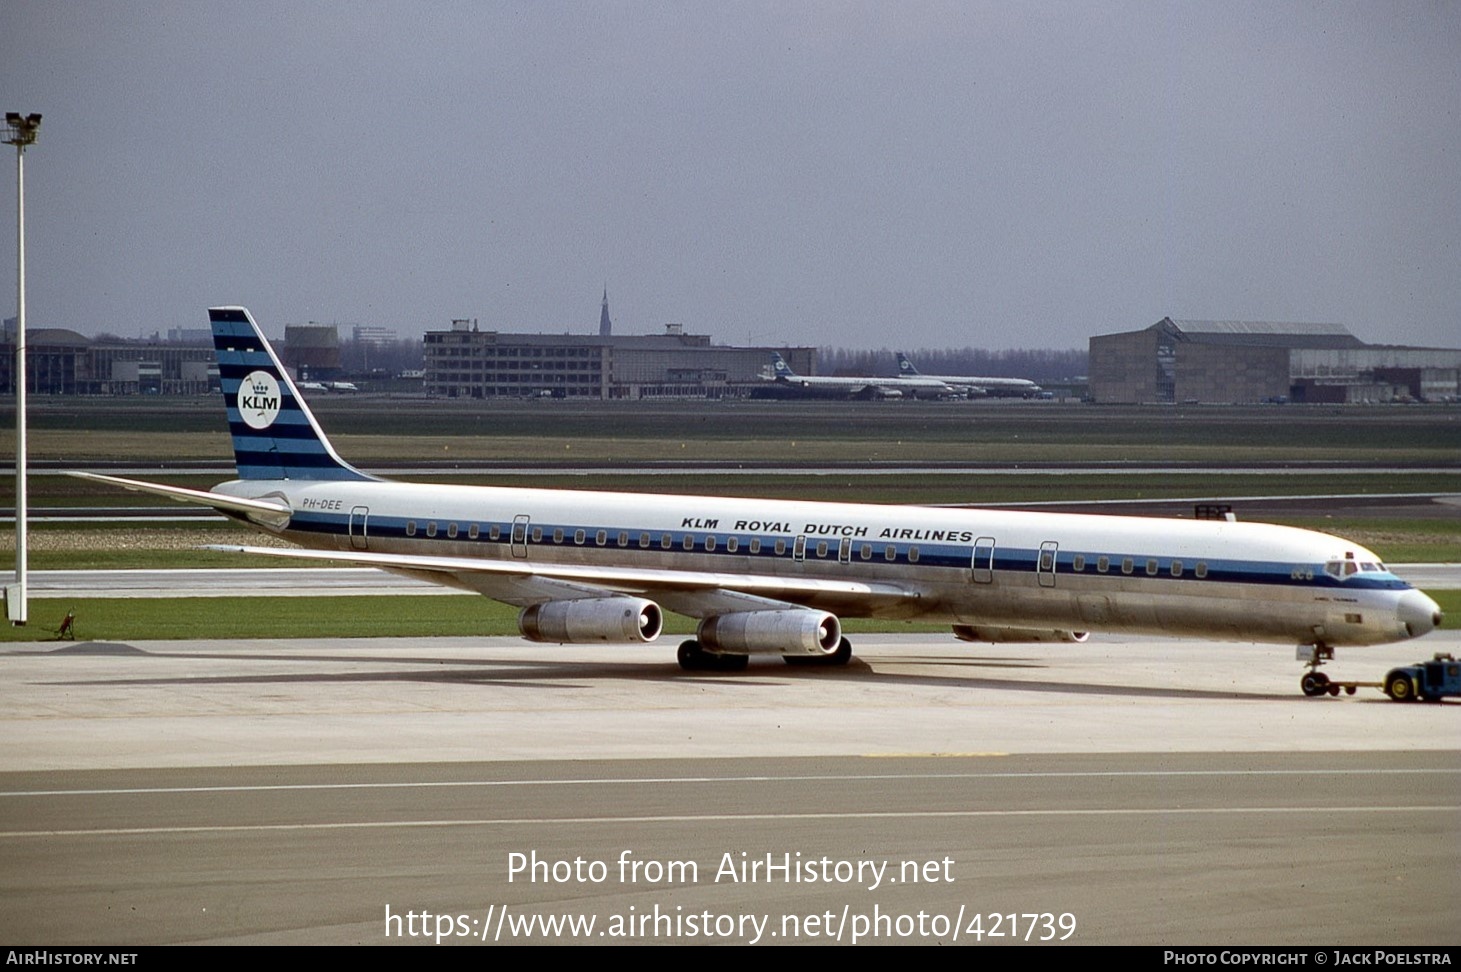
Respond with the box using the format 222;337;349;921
4;112;40;625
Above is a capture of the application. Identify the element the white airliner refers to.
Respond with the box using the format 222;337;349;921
765;352;952;400
74;307;1441;691
895;352;1042;398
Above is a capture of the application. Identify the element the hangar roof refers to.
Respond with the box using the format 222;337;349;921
1156;318;1365;349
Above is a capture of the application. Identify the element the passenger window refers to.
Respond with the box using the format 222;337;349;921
1195;562;1208;578
1073;555;1085;571
1121;558;1133;575
909;546;920;563
596;530;607;546
661;534;673;550
489;524;501;540
860;544;872;560
885;545;897;561
774;539;786;555
1097;556;1109;573
531;527;543;542
426;521;438;538
406;521;417;537
816;541;828;558
447;523;458;539
683;535;694;551
468;524;480;540
726;537;738;553
638;532;650;548
1146;559;1158;576
705;536;716;551
749;538;761;554
618;531;628;547
1171;560;1183;577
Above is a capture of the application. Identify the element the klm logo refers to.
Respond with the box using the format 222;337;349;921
238;370;283;430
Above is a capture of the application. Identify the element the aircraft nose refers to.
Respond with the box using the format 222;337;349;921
1397;589;1443;639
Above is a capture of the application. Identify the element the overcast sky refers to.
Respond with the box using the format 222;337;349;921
2;1;1458;349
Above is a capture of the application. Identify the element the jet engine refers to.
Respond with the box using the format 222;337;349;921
519;597;664;644
697;610;842;656
952;625;1089;644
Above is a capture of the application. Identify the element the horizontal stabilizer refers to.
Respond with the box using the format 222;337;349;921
67;471;292;529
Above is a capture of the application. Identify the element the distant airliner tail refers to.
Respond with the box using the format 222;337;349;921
769;352;796;378
210;306;372;482
895;352;919;376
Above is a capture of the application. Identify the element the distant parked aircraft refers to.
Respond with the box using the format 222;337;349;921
765;353;951;400
895;352;1041;398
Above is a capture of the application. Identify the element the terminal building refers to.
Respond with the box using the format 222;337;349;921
1088;318;1461;404
424;321;815;400
0;321;218;395
422;295;814;399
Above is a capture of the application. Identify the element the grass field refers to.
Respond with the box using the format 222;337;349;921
4;399;1459;464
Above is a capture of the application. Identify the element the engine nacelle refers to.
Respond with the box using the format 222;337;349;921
952;625;1089;644
697;610;842;656
519;598;664;644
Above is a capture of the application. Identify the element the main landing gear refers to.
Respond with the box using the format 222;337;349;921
782;637;854;668
677;640;748;672
675;638;854;672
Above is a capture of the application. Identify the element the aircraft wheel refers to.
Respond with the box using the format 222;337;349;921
1300;671;1330;697
784;638;853;667
678;640;705;671
1385;672;1414;702
1345;685;1357;696
1327;684;1341;697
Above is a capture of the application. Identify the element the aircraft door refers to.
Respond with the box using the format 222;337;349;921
971;537;995;584
349;506;369;550
1037;541;1058;588
511;515;530;558
793;535;807;562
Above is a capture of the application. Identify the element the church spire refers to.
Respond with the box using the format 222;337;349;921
599;286;612;337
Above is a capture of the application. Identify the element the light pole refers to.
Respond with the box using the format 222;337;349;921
5;112;40;626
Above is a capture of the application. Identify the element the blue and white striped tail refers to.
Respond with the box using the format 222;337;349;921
210;306;372;482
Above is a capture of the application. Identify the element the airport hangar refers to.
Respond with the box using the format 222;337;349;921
1088;318;1461;404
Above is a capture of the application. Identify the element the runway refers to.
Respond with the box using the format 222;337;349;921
1;632;1458;944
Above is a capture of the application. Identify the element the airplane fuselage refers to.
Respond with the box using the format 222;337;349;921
216;476;1436;648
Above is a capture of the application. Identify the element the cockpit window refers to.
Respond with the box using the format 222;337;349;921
1325;559;1387;579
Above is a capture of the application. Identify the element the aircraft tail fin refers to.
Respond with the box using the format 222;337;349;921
210;306;372;482
769;352;796;378
895;352;919;376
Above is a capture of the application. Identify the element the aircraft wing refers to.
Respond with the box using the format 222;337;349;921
205;543;917;617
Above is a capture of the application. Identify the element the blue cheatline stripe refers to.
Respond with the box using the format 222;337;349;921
274;510;1409;593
